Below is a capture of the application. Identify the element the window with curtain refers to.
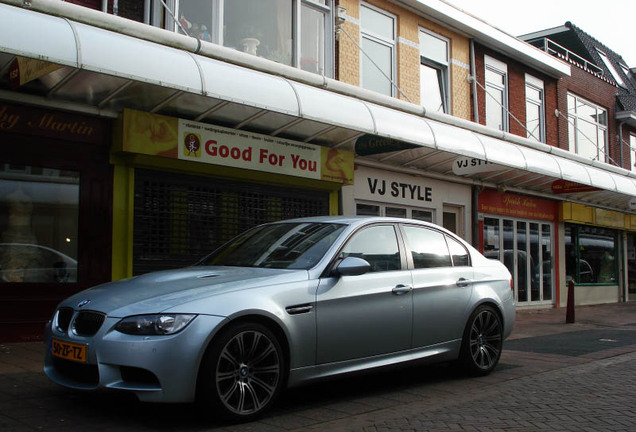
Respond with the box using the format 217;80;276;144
171;0;332;76
360;3;396;97
484;56;508;132
525;74;545;142
419;30;449;113
567;93;608;161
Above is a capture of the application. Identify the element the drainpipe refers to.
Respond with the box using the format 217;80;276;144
101;0;107;13
470;39;479;123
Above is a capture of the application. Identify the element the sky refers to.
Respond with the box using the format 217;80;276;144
442;0;636;67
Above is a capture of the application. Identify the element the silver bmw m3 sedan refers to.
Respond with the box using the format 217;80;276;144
44;216;515;421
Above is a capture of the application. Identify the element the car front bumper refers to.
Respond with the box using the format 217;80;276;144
44;314;227;403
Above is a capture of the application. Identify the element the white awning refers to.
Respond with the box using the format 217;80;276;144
1;2;635;212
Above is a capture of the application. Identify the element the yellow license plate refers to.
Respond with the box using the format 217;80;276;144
52;339;87;363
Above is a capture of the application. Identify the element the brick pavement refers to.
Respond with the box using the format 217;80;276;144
1;302;636;431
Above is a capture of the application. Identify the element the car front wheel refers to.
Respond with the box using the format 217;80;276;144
459;305;502;376
199;322;285;421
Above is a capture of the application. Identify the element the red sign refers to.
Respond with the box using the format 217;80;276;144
479;189;557;221
551;179;600;194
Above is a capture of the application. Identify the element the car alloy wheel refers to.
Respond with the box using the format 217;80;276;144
201;322;285;420
460;305;502;376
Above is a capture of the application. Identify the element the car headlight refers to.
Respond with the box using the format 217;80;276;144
115;314;196;335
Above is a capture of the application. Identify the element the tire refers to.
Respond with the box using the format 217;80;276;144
459;305;503;376
198;322;286;421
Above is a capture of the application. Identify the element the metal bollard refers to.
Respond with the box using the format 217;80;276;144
566;279;575;323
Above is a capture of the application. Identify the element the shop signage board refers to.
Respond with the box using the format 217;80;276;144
0;102;104;144
452;156;505;175
118;109;354;184
8;57;63;88
551;179;600;194
479;189;557;221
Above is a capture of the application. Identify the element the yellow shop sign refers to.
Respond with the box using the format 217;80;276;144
118;109;354;184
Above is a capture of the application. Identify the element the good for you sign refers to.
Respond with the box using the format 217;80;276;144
119;109;354;184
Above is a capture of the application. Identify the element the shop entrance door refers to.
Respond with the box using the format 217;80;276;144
483;217;554;305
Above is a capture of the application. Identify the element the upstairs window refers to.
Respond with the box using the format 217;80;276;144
419;29;449;113
169;0;333;76
484;56;508;131
567;93;608;161
360;3;396;97
597;49;625;87
525;74;545;143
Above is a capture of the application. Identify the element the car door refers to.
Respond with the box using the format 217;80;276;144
315;224;413;364
401;224;474;348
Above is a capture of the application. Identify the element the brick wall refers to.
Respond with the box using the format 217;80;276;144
474;45;559;147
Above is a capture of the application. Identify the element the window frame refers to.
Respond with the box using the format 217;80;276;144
419;28;450;113
359;2;397;97
567;93;608;161
355;201;435;223
161;0;334;77
525;74;546;143
597;48;625;87
484;55;509;132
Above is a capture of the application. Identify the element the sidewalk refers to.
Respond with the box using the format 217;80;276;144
510;301;636;340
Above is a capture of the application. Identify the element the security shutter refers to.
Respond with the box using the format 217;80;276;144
132;169;330;274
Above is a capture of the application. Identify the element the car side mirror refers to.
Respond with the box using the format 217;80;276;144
336;256;371;276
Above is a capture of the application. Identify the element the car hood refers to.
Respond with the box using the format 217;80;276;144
60;266;309;317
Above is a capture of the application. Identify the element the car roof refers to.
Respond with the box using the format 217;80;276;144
272;215;449;232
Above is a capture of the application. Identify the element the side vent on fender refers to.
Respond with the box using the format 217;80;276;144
285;304;313;315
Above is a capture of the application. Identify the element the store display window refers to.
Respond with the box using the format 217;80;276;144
0;165;79;283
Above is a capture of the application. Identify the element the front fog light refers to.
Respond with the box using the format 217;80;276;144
115;314;196;335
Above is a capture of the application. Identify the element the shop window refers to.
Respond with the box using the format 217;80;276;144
419;29;449;113
565;224;617;285
484;56;508;132
386;207;407;218
355;202;434;222
356;203;380;216
567;93;608;162
171;0;333;76
360;3;396;97
0;165;79;283
133;169;329;274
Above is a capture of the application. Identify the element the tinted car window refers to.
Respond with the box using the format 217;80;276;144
403;226;451;268
446;235;470;266
341;225;401;272
200;222;345;269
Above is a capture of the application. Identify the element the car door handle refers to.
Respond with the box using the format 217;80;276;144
456;278;473;287
392;285;413;295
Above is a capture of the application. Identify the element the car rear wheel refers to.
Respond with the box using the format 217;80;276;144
459;305;502;376
199;322;285;421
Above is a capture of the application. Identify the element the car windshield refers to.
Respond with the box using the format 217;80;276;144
198;222;346;270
